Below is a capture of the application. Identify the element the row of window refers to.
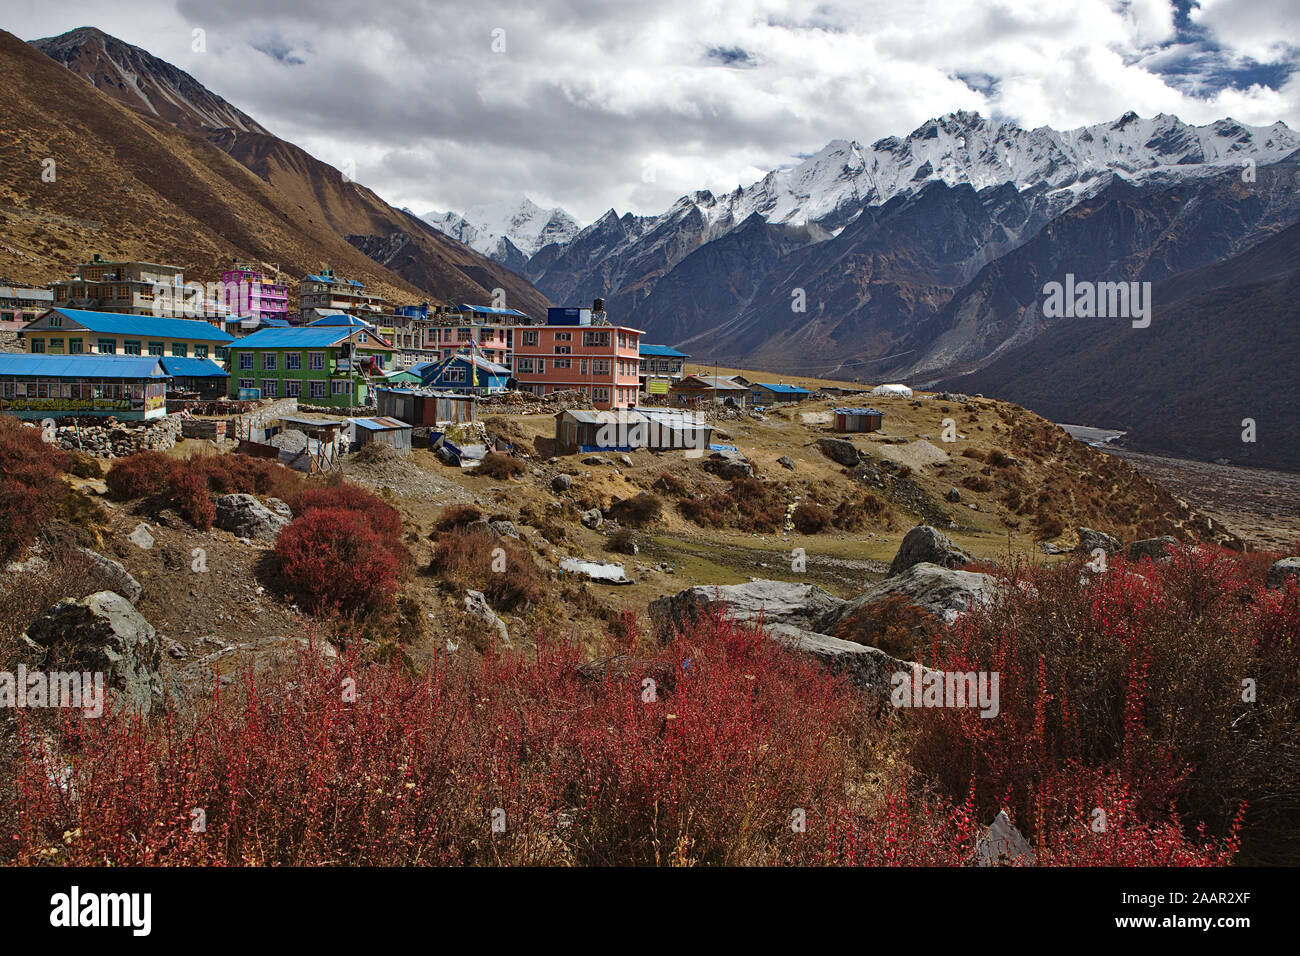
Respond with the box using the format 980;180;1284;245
30;338;208;358
517;330;628;349
235;351;326;371
515;358;631;375
236;379;351;399
3;381;151;400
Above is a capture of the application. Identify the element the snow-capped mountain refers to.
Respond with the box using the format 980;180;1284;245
423;197;580;270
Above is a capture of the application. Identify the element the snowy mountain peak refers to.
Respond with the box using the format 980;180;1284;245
423;196;580;260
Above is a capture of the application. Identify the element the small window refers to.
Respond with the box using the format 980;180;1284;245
123;340;141;355
310;380;326;398
238;353;253;370
309;352;325;371
148;341;165;356
68;338;83;355
331;379;350;395
29;339;45;354
286;380;301;397
97;338;116;354
194;345;208;358
262;379;277;398
172;343;187;358
238;378;255;391
286;353;301;370
262;352;276;370
522;331;539;346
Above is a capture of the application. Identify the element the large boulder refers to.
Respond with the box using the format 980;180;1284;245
21;591;165;715
704;449;753;480
889;525;972;576
464;590;509;645
1076;528;1120;554
76;547;142;604
974;811;1036;866
819;563;998;629
1126;536;1179;563
550;473;573;493
1267;557;1300;590
764;623;922;702
816;438;861;467
651;580;845;633
215;494;290;542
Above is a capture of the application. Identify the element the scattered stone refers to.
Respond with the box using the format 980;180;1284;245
582;455;612;466
1076;528;1121;554
550;473;573;493
559;557;632;584
945;487;962;503
704;449;753;479
650;580;846;633
764;623;920;702
776;455;796;471
75;547;143;605
463;590;509;644
1126;536;1179;563
215;494;290;543
490;520;520;539
816;438;861;467
819;562;998;628
617;454;634;468
580;508;604;530
975;810;1036;866
889;525;972;576
264;497;294;520
1267;557;1300;590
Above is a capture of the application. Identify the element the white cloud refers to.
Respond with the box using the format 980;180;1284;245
10;0;1298;223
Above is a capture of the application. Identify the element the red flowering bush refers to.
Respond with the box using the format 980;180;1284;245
105;449;175;500
273;508;402;614
0;417;72;561
290;481;402;540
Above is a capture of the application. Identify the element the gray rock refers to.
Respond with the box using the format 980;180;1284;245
76;547;142;604
263;497;294;519
704;449;754;480
1126;536;1179;563
22;591;165;715
776;455;796;471
764;623;919;702
580;508;604;530
819;562;997;629
1267;557;1300;590
550;473;573;493
816;438;861;467
945;487;962;503
889;525;972;576
582;455;612;466
975;810;1036;866
490;520;520;539
1076;528;1121;554
214;494;289;542
651;579;846;632
464;590;509;645
617;454;634;468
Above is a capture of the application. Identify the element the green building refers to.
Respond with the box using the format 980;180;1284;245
227;323;394;407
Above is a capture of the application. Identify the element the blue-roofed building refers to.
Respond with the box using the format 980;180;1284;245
227;324;395;407
21;308;234;361
0;353;169;420
638;343;689;394
416;354;512;395
226;315;292;337
159;356;230;399
749;382;812;404
299;268;388;323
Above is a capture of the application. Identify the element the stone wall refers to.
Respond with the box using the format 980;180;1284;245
54;416;183;458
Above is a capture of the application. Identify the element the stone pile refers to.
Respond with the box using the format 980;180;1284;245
53;416;183;458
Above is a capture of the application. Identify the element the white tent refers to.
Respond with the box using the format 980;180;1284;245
870;383;914;398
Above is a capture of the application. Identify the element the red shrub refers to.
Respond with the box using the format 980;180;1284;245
273;507;402;614
170;465;215;531
291;482;402;540
0;416;71;561
105;450;176;500
791;502;831;534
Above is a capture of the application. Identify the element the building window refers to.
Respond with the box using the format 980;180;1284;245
308;352;325;371
238;378;255;391
68;338;83;355
310;381;327;399
522;331;538;346
583;331;610;347
286;380;301;397
194;345;208;358
47;338;64;354
515;358;533;374
555;331;571;341
331;379;350;396
48;314;62;328
286;352;301;370
123;340;141;355
262;379;277;398
262;352;276;370
536;359;545;373
172;343;187;357
148;341;164;356
443;366;466;383
556;345;571;354
30;339;45;354
594;360;610;374
97;338;116;354
593;388;610;403
554;358;571;369
238;352;253;370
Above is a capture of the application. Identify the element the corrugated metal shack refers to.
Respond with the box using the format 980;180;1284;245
833;407;884;433
555;408;712;455
347;416;413;455
375;387;476;426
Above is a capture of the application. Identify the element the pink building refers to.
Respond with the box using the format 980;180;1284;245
512;313;641;409
222;267;289;325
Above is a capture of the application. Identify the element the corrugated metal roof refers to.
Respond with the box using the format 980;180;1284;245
428;354;512;376
350;416;412;431
159;356;228;378
308;312;375;327
41;308;234;342
638;344;687;357
457;303;529;317
232;327;355;348
753;383;811;393
0;354;167;378
834;407;884;416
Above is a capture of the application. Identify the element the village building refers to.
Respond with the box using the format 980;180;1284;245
749;382;812;404
225;315;292;337
374;387;476;426
221;264;290;325
226;323;394;408
668;373;751;408
298;268;388;323
159;356;230;400
511;303;641;409
346;416;413;455
833;407;884;433
0;286;54;331
0;353;169;420
416;353;513;395
21;308;235;360
46;256;196;316
638;344;688;395
553;407;712;455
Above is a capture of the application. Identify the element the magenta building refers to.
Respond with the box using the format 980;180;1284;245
221;267;290;325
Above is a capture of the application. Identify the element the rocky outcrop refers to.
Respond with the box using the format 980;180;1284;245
819;562;997;628
580;508;604;530
214;494;290;542
704;449;754;479
1126;536;1179;563
1267;557;1300;590
975;810;1036;866
22;591;165;715
816;438;861;467
764;623;922;701
1076;528;1121;554
776;455;796;471
650;580;846;633
550;473;573;493
889;525;972;576
464;590;509;645
76;547;142;604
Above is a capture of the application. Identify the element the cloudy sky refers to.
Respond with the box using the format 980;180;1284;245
8;0;1299;223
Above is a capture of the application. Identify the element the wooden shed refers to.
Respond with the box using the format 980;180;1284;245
375;387;476;427
348;416;413;455
833;407;883;433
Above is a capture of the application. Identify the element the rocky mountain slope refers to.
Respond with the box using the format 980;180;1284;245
423;197;580;273
27;27;550;316
941;218;1300;471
